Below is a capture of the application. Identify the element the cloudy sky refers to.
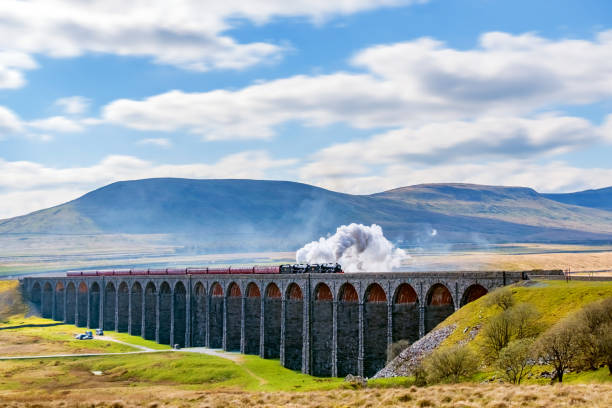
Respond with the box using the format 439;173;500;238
1;0;612;219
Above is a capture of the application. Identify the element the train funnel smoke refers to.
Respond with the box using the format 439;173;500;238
296;223;409;272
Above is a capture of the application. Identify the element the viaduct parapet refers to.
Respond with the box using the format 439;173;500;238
21;271;552;377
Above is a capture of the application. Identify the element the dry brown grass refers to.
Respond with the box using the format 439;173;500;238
0;383;611;407
407;245;612;274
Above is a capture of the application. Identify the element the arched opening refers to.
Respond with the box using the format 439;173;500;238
130;282;142;336
337;283;359;377
284;283;303;371
65;282;76;324
191;282;206;347
103;282;116;331
392;284;419;344
42;282;53;319
158;282;171;344
225;282;242;351
117;282;129;332
263;283;281;358
54;282;65;321
144;282;157;340
89;282;100;329
461;284;488;307
364;283;388;378
425;283;454;334
173;282;187;347
245;282;261;355
209;282;224;348
31;282;42;314
312;283;333;376
77;282;88;327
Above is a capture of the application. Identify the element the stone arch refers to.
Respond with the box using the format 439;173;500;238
461;284;488;307
77;282;88;327
191;282;206;347
130;282;143;336
144;282;157;340
65;282;76;324
158;282;172;344
89;282;100;329
425;283;454;334
392;283;419;344
364;283;388;377
312;282;333;376
42;282;53;319
117;282;129;332
225;282;242;351
263;283;281;358
337;283;359;377
209;282;224;348
173;282;187;347
54;282;65;321
245;282;261;355
31;282;42;313
284;283;303;371
103;282;116;331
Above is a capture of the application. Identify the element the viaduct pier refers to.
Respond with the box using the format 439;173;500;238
21;270;551;377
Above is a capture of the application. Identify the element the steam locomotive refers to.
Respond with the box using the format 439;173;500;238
66;263;343;277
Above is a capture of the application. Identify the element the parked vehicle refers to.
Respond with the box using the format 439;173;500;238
74;330;93;340
96;328;104;336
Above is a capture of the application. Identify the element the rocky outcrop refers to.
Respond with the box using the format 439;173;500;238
373;324;456;378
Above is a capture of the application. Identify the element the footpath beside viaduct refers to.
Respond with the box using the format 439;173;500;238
21;271;550;377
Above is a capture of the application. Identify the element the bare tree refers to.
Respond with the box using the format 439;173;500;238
386;339;411;363
537;319;580;383
509;303;540;339
480;310;514;361
495;338;536;384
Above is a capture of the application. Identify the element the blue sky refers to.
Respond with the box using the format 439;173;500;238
1;0;612;218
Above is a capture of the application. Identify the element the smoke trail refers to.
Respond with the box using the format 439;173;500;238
295;223;409;272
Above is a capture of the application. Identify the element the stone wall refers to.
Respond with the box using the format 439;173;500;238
226;296;242;351
209;297;224;348
364;302;388;378
311;300;333;376
244;297;261;354
263;298;281;358
337;301;359;376
284;299;303;371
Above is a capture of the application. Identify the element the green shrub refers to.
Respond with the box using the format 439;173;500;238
424;345;478;384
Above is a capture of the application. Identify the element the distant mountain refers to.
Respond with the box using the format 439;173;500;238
1;179;611;249
543;187;612;212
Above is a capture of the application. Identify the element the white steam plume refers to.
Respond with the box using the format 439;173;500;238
296;223;409;272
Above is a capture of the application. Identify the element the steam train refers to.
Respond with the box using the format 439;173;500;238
65;263;343;277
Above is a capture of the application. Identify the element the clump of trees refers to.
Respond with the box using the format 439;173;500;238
537;297;612;382
480;288;541;362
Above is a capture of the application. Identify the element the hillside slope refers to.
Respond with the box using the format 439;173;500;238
1;179;612;247
543;186;612;212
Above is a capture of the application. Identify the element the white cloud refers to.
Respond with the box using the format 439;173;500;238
28;116;85;133
299;160;612;196
0;151;296;218
0;106;24;136
0;51;38;89
101;31;612;140
137;138;172;147
300;114;606;177
54;96;91;115
0;0;420;79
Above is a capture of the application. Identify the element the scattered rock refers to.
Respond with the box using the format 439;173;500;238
373;324;456;378
344;374;368;388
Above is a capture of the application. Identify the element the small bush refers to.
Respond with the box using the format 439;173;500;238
386;339;411;363
485;287;515;311
424;345;478;384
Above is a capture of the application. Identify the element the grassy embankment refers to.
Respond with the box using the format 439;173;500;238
434;279;612;384
2;279;612;407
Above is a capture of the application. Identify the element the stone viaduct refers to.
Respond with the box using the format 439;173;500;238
22;271;537;377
